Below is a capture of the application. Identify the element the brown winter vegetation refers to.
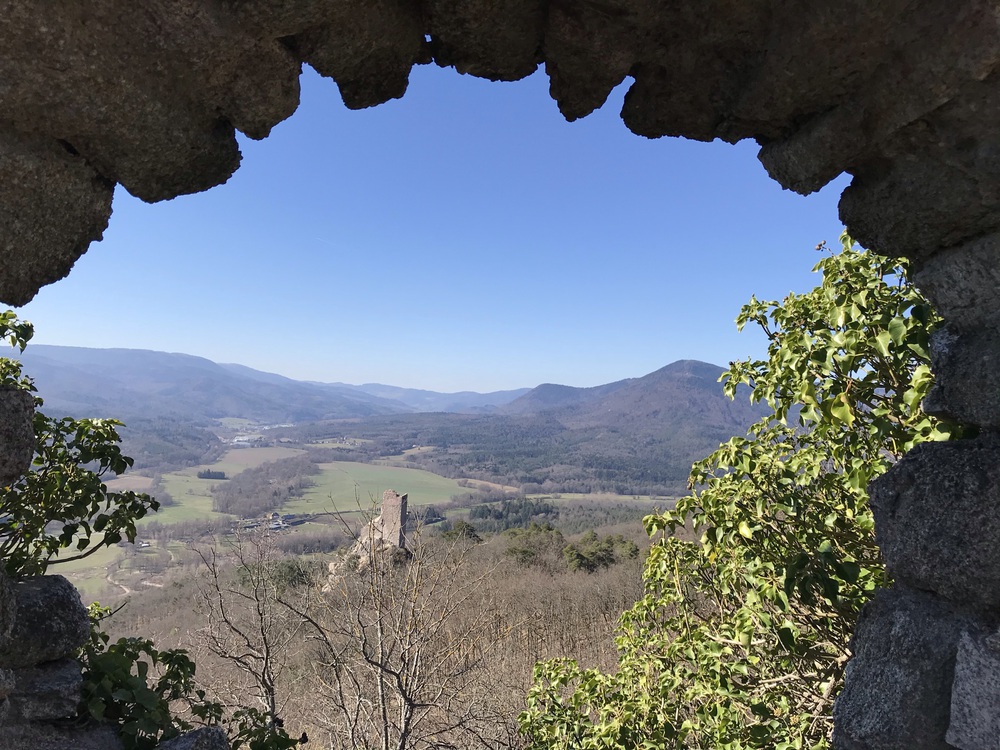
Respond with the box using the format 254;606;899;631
99;510;650;749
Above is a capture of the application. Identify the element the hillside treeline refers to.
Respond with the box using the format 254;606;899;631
211;455;319;517
119;418;225;473
278;414;710;495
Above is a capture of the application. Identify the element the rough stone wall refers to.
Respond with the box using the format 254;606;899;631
0;574;119;750
325;489;409;587
380;490;408;550
2;2;1000;306
0;388;34;487
1;2;999;747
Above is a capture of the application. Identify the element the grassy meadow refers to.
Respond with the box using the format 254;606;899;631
150;447;465;519
62;448;467;594
288;462;465;513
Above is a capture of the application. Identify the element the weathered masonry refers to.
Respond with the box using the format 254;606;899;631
1;2;999;747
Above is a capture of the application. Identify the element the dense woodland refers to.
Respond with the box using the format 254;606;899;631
211;455;319;516
275;406;750;497
119;418;225;473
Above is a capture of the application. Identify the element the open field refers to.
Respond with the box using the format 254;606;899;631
71;451;656;598
306;438;373;447
458;478;520;493
203;446;306;471
216;417;259;429
144;475;223;525
151;446;308;525
53;539;125;603
533;492;675;506
148;453;462;523
287;462;465;513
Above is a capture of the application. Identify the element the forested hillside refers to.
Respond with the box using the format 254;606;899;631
16;346;765;493
279;361;769;495
15;345;409;422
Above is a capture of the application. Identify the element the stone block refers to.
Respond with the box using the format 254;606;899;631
0;668;14;700
156;727;230;750
834;585;976;749
0;570;16;653
922;326;1000;429
0;128;113;306
7;658;82;723
869;434;1000;613
425;0;544;81
380;490;407;549
0;667;13;723
0;387;34;486
947;629;1000;749
913;233;1000;332
294;0;424;110
0;576;89;669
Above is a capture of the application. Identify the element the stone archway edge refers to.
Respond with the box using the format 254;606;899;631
2;1;1000;305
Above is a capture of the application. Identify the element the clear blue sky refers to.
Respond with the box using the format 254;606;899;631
17;65;849;392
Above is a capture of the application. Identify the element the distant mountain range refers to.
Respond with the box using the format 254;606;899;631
284;360;770;495
9;346;769;492
12;345;529;423
504;359;760;435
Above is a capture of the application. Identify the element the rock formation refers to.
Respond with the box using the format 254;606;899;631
1;2;999;746
326;490;409;587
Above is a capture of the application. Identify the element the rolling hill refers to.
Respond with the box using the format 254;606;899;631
7;345;768;492
13;345;532;423
287;360;770;495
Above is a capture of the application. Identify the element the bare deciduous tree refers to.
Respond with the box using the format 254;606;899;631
293;533;522;750
194;530;307;726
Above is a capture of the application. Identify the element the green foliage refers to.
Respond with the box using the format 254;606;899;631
238;557;318;591
0;310;33;387
228;708;304;750
520;235;957;749
504;523;567;570
79;605;302;750
441;519;483;543
79;604;223;750
469;495;558;532
562;530;640;574
0;312;158;576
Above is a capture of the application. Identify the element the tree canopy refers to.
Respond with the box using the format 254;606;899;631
520;234;958;749
0;312;157;577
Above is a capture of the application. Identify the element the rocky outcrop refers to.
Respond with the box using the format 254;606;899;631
0;574;103;749
0;572;228;749
326;489;409;586
869;435;1000;614
834;587;980;750
0;576;90;670
346;489;408;558
0;388;34;487
2;2;1000;306
947;630;1000;749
